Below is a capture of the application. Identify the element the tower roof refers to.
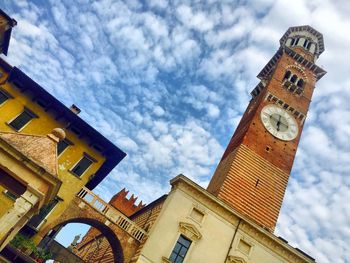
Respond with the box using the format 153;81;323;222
280;25;324;55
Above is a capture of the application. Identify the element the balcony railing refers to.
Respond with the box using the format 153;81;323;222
76;187;147;242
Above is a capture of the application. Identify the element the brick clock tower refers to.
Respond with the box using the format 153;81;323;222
207;26;326;231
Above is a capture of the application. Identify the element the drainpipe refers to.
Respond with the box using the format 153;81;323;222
225;219;241;261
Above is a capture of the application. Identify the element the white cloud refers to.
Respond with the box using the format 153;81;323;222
176;5;214;32
153;105;165;116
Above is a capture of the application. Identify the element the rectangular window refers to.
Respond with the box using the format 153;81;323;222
0;89;10;105
8;108;37;131
169;235;192;263
27;197;59;229
57;138;72;156
71;155;94;177
3;190;18;200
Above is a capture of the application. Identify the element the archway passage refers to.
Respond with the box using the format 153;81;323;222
37;191;145;263
40;218;124;263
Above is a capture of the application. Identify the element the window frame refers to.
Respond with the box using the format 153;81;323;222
69;153;96;177
290;74;298;83
0;88;12;106
3;189;18;201
27;197;60;230
169;235;192;263
7;107;38;132
57;138;73;157
283;70;291;80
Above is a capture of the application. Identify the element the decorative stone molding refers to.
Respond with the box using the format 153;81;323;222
236;237;253;256
189;205;206;224
227;256;247;263
173;178;239;225
179;222;202;241
239;222;309;263
286;64;308;82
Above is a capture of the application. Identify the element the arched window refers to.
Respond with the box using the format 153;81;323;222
290;38;295;46
290;75;298;83
307;42;312;50
295;38;300;46
284;70;291;80
303;39;309;48
297;79;304;88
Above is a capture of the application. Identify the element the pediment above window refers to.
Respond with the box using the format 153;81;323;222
178;222;202;241
227;256;247;263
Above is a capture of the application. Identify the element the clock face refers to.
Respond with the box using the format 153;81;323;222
260;105;299;141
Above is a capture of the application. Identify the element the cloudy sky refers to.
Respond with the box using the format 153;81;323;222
2;0;350;262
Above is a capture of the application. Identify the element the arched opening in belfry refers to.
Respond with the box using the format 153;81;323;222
40;218;124;263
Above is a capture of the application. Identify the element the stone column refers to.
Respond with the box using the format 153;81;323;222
285;38;292;46
0;190;39;251
298;37;306;47
310;43;316;54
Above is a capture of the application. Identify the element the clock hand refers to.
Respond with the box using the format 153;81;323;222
276;115;281;131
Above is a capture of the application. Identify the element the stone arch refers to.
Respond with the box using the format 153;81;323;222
286;64;308;82
41;218;124;263
37;196;141;263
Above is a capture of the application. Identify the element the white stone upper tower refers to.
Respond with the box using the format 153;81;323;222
280;25;325;62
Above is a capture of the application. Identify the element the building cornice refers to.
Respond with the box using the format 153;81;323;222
170;175;315;263
257;47;326;82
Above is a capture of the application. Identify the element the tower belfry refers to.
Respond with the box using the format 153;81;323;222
207;25;326;231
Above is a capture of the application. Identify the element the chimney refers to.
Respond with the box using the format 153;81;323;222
70;104;81;115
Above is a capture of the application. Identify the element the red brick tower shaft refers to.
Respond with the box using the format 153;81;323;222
207;26;326;231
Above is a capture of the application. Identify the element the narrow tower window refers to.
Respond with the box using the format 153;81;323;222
290;75;298;83
284;70;291;80
290;38;295;46
297;79;304;88
307;42;312;50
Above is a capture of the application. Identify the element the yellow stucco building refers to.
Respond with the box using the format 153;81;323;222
0;9;125;252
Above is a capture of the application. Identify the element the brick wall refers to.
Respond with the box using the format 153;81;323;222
208;51;317;231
